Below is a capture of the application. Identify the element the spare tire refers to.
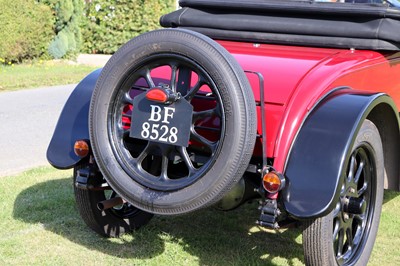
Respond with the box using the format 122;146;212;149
89;29;256;215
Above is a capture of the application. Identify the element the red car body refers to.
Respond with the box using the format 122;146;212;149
222;41;400;173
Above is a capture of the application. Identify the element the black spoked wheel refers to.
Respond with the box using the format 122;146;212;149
90;29;257;215
333;146;376;264
110;54;226;191
303;120;384;266
73;163;153;237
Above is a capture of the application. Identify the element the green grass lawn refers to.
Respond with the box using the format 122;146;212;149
0;167;399;265
0;61;97;91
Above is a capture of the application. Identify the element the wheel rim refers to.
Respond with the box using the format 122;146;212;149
105;190;140;219
333;144;376;265
108;54;225;191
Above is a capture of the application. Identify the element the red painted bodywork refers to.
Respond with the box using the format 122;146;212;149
147;40;400;173
216;40;400;172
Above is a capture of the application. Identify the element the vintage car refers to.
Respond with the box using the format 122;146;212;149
47;0;400;265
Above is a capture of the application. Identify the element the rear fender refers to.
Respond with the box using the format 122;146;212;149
46;69;101;169
282;88;399;219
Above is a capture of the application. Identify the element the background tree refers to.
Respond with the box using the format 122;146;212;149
40;0;84;59
0;0;53;62
82;0;175;54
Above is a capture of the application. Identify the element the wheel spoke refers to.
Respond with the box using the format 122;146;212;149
131;85;149;91
354;212;368;233
333;218;341;240
354;160;365;184
332;201;341;218
354;213;365;222
178;146;197;174
348;154;356;181
176;66;192;95
337;229;345;257
193;108;217;122
170;63;178;92
358;182;368;197
184;79;204;101
123;92;133;104
190;129;217;151
346;227;354;253
141;68;156;88
160;155;170;181
352;222;363;246
135;143;151;165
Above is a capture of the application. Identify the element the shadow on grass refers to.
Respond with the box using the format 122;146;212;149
383;189;400;204
13;176;304;265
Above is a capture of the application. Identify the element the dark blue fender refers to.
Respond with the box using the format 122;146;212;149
47;69;102;169
282;88;399;219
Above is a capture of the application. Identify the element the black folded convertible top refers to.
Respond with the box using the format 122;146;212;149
160;0;400;50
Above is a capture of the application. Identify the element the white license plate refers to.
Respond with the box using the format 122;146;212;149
130;93;193;147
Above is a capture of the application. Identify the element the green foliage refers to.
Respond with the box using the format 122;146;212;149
82;0;175;54
40;0;84;59
0;0;54;62
54;0;74;31
48;31;70;59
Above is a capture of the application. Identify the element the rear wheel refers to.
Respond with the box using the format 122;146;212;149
73;163;153;237
303;120;384;265
89;29;257;214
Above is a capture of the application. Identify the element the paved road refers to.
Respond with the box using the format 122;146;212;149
0;85;75;177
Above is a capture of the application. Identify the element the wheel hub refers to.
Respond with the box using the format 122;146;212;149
344;196;367;215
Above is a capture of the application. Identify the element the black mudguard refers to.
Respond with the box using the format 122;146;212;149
47;69;102;169
282;88;397;219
